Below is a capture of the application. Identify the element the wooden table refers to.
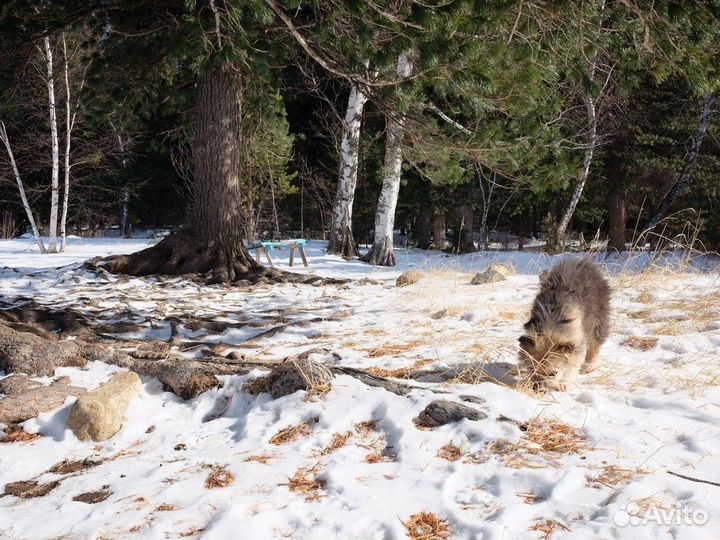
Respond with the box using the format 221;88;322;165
248;239;309;268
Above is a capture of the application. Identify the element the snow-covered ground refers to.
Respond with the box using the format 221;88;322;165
1;237;719;540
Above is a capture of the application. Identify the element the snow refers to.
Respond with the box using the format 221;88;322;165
1;236;720;540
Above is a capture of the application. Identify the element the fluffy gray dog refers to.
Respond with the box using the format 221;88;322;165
518;259;610;391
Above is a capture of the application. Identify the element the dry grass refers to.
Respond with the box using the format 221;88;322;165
285;464;324;502
155;504;178;511
320;431;352;455
403;512;451;540
636;289;655;303
438;443;463;462
177;526;207;538
622;336;659;350
1;429;41;444
243;452;279;464
365;359;433;379
520;418;587;455
589;465;647;489
270;420;313;445
365;340;426;358
529;518;570;539
626;494;675;517
354;420;396;463
516;491;539;504
205;466;234;489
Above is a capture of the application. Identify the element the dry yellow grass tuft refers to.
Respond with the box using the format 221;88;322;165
286;464;324;502
365;359;433;379
438;443;463;462
622;336;659;350
403;512;451;540
589;465;647;489
529;518;570;539
636;289;655;303
320;431;353;455
205;466;234;489
365;340;426;358
520;418;587;455
270;420;314;445
155;504;178;511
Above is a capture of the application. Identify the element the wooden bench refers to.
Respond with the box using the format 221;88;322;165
247;239;309;268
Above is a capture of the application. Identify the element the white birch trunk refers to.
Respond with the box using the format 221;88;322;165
327;84;368;259
361;54;412;266
60;35;71;252
0;122;47;253
44;37;60;253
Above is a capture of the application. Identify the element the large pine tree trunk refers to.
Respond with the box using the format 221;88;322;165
94;61;263;283
327;84;368;259
360;109;405;266
642;93;716;235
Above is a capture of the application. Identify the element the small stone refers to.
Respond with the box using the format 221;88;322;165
66;371;141;442
396;269;423;287
415;399;487;428
470;264;514;285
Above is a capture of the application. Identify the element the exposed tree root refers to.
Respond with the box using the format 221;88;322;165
84;230;345;286
0;299;89;338
359;238;396;266
327;226;359;260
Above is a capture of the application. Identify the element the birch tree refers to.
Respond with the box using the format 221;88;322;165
360;54;412;266
327;84;368;259
42;36;61;253
641;93;716;237
0;122;46;253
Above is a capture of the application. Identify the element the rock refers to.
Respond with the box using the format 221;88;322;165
244;358;333;398
66;371;141;442
470;264;515;285
396;269;423;287
415;399;487;428
0;323;87;376
0;374;86;424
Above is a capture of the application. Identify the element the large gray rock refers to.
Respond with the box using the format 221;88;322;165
66;371;141;441
0;374;86;424
396;269;423;287
470;264;515;285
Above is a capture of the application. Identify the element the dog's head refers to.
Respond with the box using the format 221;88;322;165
518;303;585;379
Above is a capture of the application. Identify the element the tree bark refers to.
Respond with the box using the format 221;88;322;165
642;93;716;235
92;61;266;283
417;188;432;250
327;84;368;259
556;86;598;246
431;196;446;250
456;184;476;253
361;54;411;266
360;109;404;266
607;184;626;251
44;37;60;253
